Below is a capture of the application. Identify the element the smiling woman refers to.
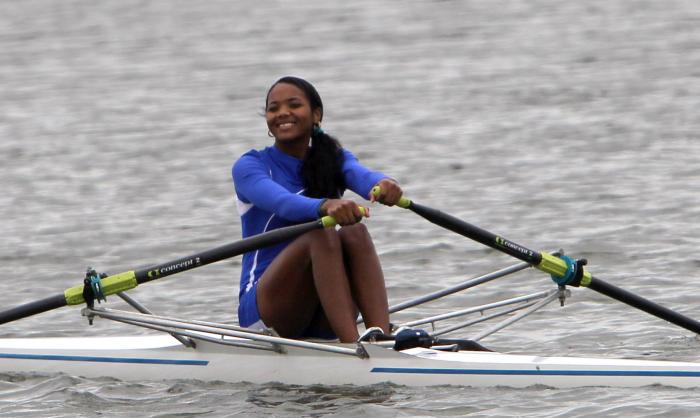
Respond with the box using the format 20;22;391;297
232;76;403;342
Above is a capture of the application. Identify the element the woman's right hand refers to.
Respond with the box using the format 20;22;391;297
320;199;368;226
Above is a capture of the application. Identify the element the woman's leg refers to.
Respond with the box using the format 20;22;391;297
338;223;390;333
256;228;360;342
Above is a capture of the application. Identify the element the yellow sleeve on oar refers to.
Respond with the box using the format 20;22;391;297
537;252;592;287
63;271;138;305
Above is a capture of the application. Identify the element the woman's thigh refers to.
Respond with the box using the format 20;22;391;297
255;230;329;336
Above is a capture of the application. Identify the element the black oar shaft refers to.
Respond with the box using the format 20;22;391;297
0;294;66;325
589;277;700;334
403;198;700;336
408;202;543;265
0;218;328;326
135;219;324;284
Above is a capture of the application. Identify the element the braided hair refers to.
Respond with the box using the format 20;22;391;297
266;76;345;198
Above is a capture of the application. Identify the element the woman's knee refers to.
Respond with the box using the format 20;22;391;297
338;223;372;246
308;227;343;252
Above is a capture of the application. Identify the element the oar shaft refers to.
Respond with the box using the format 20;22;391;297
408;201;543;265
396;194;700;336
135;219;325;284
60;218;328;305
0;294;66;325
588;277;700;334
133;210;360;284
0;216;335;325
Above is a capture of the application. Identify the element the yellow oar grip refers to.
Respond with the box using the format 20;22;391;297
321;207;368;228
370;186;411;208
64;271;139;305
537;252;592;287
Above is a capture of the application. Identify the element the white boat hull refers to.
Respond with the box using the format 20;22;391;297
2;335;700;388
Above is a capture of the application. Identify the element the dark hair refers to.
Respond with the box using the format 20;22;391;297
266;76;345;198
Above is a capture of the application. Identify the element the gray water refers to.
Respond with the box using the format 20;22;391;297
1;0;700;416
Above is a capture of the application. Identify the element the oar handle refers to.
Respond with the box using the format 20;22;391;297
320;206;368;227
370;186;412;208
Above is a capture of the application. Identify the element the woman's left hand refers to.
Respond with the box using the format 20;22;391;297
369;178;403;206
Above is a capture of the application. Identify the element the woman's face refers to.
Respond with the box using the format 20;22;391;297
265;82;321;143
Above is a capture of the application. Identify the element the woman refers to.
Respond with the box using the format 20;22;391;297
232;76;402;343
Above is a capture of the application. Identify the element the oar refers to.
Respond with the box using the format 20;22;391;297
376;187;700;335
0;214;348;325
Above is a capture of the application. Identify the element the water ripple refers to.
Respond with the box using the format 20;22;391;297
1;0;700;416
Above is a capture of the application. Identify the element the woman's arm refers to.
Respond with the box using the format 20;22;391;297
233;154;323;222
341;150;402;205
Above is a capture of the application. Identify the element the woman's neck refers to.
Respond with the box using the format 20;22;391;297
274;138;309;159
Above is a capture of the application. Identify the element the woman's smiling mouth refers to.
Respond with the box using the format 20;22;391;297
277;121;296;129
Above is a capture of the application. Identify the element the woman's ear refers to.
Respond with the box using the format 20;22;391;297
313;108;322;125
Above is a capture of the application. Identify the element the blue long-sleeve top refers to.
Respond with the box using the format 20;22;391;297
232;144;387;298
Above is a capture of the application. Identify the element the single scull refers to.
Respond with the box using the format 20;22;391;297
1;305;700;388
1;195;699;388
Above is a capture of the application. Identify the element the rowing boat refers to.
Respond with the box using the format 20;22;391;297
3;330;700;388
1;193;700;388
1;303;700;388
